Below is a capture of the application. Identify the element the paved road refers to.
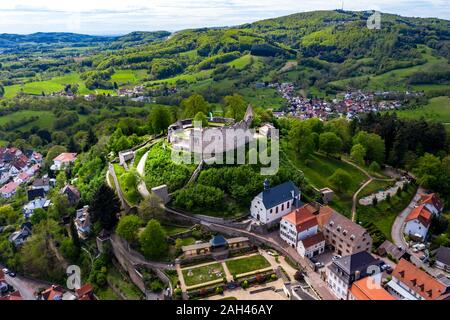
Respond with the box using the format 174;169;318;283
136;149;151;198
391;186;424;249
1;265;50;300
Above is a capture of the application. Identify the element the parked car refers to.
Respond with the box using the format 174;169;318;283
315;262;325;269
332;255;342;261
8;271;16;277
2;268;9;274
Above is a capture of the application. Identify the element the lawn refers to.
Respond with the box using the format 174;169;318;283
113;163;142;205
182;263;225;287
161;224;191;236
0;110;57;131
239;87;285;110
385;96;450;124
282;142;367;217
111;69;148;85
357;183;418;241
107;266;143;300
225;254;271;276
358;180;396;199
3;73;115;98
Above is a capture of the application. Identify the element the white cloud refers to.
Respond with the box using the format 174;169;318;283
0;0;449;34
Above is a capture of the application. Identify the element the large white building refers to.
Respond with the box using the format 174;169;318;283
250;180;301;227
404;204;432;241
280;204;319;248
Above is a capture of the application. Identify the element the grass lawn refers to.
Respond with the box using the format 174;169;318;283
113;163;142;205
385;96;450;124
161;224;191;236
282;142;367;217
357;184;418;241
225;254;271;276
107;266;143;300
182;263;225;287
0;110;57;131
111;69;148;85
239;87;285;110
358;180;396;199
95;287;121;300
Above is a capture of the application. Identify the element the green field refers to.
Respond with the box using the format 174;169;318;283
0;110;57;130
113;164;142;205
358;179;396;199
182;263;225;287
225;254;271;276
111;69;148;85
386;96;450;124
4;73;115;98
161;224;191;236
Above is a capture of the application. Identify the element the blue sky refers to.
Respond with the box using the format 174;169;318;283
0;0;449;35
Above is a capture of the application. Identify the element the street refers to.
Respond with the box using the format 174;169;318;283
1;264;50;300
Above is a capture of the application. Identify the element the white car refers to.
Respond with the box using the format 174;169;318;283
332;255;342;261
2;268;9;274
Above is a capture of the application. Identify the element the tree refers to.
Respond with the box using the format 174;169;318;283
69;219;81;251
294;271;304;282
139;219;167;259
46;145;67;163
180;94;209;118
369;161;381;173
0;84;4;97
329;169;352;192
319;132;343;155
30;208;47;225
0;205;20;225
353;131;385;164
224;93;246;121
138;194;164;222
150;105;172;134
116;215;142;245
194;111;208;127
351;144;366;166
90;184;120;231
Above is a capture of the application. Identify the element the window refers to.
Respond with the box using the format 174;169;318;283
270;209;273;214
282;204;284;210
276;207;279;214
287;202;290;209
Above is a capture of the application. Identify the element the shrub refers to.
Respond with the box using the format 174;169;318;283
271;274;277;280
215;286;224;295
242;280;249;289
294;271;304;282
255;274;264;284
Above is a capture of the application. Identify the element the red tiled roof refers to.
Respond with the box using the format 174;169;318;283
392;259;448;300
282;205;318;233
41;285;66;300
405;205;432;227
350;277;395;300
76;283;94;299
418;193;443;212
300;232;325;248
53;152;77;162
0;182;18;194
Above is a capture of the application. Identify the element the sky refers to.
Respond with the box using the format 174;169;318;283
0;0;449;35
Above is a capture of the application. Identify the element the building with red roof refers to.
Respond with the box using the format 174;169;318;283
418;193;444;216
404;205;432;241
386;259;450;300
0;181;19;199
280;204;319;248
0;291;23;300
349;275;395;300
51;153;77;171
297;232;325;258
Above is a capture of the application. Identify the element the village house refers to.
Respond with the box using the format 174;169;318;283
435;247;450;272
318;206;373;255
417;193;444;216
404;205;432;241
38;285;76;300
326;251;383;300
51;152;77;171
0;291;23;301
297;232;325;259
31;177;53;193
280;204;319;248
74;205;91;239
60;184;81;205
386;259;450;300
250;180;301;227
0;181;19;199
377;240;408;261
9;222;32;247
348;274;395;300
259;123;276;137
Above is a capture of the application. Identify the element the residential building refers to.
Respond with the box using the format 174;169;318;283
280;204;319;248
259;123;275;137
435;247;450;272
76;284;97;300
348;274;395;300
404;205;432;241
119;150;135;166
39;285;76;300
14;172;30;184
23;197;50;218
250;180;301;227
0;291;23;300
326;251;383;300
60;184;81;205
31;177;52;192
297;232;325;258
386;259;450;300
27;188;46;201
318;206;373;255
51;152;77;171
75;205;91;240
418;193;444;216
9;222;32;247
377;240;407;261
0;181;19;199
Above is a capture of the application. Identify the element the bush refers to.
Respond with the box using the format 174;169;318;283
150;280;164;292
242;280;249;289
215;286;224;295
271;274;277;280
294;271;304;282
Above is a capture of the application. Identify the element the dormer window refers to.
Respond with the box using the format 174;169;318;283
350;235;355;241
336;226;341;232
342;230;348;236
329;221;334;227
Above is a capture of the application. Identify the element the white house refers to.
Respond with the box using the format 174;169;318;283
51;153;77;171
0;182;18;199
404;205;432;241
259;123;276;137
250;180;301;226
280;204;319;248
297;233;325;258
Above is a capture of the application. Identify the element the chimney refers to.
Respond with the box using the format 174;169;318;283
263;179;270;191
